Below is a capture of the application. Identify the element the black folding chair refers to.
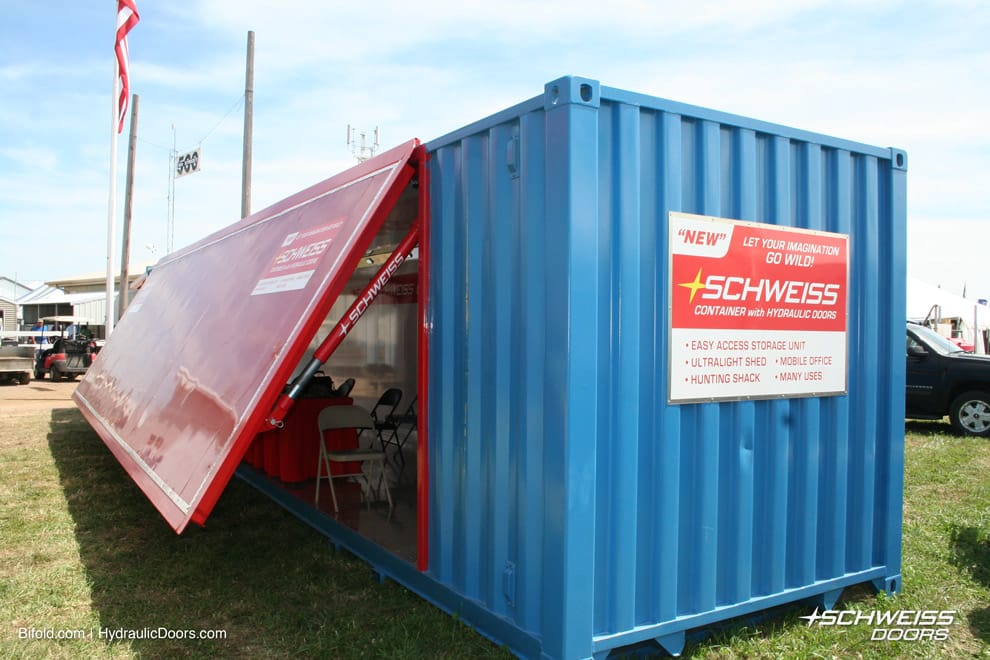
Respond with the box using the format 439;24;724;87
365;388;403;473
382;396;416;481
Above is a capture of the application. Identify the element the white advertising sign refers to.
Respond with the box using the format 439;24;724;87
175;148;201;178
669;212;849;403
251;219;346;296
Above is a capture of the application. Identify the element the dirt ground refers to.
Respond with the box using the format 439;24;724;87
0;378;79;415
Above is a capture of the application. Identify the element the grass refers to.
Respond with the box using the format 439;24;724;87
0;408;507;659
0;409;988;658
680;420;990;659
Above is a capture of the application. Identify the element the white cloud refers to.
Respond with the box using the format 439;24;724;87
1;0;988;297
908;216;989;298
0;147;58;173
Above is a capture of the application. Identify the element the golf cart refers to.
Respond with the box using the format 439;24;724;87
34;315;101;382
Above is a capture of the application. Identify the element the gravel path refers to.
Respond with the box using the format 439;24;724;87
0;379;78;414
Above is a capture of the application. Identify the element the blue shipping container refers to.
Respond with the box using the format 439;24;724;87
425;76;905;658
81;74;906;660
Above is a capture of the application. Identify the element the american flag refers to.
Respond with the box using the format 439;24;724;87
115;0;140;133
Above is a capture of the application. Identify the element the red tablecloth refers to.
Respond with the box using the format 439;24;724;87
247;397;359;482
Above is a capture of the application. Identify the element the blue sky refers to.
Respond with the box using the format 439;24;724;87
1;1;988;300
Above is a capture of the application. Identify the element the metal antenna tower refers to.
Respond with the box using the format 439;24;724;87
347;124;380;162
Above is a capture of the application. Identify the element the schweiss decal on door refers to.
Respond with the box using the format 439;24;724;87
251;218;347;296
668;212;848;403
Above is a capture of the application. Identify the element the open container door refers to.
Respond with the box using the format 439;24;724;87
74;140;421;533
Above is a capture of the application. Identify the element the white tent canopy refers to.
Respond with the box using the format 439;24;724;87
907;276;990;353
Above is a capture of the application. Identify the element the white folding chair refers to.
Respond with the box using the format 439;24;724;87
314;405;393;514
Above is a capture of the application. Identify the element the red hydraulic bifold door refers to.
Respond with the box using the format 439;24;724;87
74;140;420;533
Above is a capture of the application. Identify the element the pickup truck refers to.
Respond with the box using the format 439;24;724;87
0;346;33;385
906;322;990;436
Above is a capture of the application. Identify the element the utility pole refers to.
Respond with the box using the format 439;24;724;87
119;93;139;318
167;124;176;253
241;30;254;218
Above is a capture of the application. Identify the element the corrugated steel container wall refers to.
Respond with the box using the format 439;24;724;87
426;76;906;660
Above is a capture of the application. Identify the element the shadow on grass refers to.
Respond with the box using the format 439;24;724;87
950;525;990;644
904;419;956;436
46;408;502;658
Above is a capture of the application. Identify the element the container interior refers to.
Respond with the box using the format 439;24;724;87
245;178;423;563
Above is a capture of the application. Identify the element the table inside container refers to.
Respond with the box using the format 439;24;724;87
245;397;360;482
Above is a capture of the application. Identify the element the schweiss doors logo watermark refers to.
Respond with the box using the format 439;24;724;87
800;608;957;641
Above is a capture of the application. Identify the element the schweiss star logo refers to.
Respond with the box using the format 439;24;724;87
678;268;707;303
800;607;827;627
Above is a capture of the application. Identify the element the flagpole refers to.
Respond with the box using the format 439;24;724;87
107;0;139;337
106;52;119;337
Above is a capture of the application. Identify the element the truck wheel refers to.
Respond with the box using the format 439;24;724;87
949;391;990;437
18;373;30;385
